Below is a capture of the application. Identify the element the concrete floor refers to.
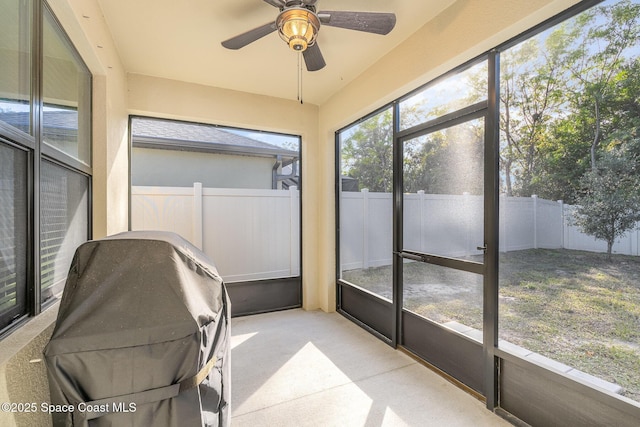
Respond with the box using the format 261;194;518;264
230;309;512;427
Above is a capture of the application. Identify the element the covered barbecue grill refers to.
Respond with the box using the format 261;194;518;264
44;231;230;426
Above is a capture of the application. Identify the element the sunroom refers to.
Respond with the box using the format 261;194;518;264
1;0;639;426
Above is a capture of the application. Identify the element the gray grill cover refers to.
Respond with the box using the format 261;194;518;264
44;231;230;427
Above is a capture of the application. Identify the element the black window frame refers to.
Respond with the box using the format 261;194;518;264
0;0;92;337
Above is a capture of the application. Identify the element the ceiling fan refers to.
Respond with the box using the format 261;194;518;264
221;0;396;71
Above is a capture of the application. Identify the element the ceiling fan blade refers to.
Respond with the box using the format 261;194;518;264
221;22;277;50
262;0;285;8
303;43;326;71
317;11;396;35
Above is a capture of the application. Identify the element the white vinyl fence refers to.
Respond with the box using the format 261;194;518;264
341;190;640;271
132;183;300;283
132;185;639;279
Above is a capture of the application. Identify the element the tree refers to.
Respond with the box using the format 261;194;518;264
562;0;640;170
499;0;640;203
341;103;457;193
341;109;394;192
573;148;640;259
403;121;484;195
499;35;566;197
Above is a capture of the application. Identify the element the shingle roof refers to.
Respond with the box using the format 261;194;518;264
131;117;298;159
0;109;79;133
0;111;298;160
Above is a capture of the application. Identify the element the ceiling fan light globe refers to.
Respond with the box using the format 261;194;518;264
276;7;319;53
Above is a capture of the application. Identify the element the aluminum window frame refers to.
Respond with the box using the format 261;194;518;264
0;0;92;336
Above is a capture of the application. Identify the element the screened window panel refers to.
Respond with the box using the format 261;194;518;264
40;160;88;304
0;0;32;135
0;142;28;329
42;7;91;165
339;107;394;299
402;119;485;259
399;61;487;130
497;0;640;403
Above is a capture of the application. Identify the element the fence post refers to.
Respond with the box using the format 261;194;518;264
463;192;471;256
362;189;370;269
558;200;564;249
193;182;203;250
500;195;508;253
418;190;425;252
289;186;299;276
532;195;538;249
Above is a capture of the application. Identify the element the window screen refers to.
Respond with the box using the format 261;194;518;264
40;160;89;304
0;142;28;329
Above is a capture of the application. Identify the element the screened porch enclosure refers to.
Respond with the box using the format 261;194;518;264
337;1;640;424
3;0;640;426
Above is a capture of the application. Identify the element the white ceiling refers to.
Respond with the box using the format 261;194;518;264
96;0;456;106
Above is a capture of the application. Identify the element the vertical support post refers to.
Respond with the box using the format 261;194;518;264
31;0;43;314
290;186;299;276
362;188;370;269
484;50;500;410
392;100;403;349
532;195;538;249
193;182;203;250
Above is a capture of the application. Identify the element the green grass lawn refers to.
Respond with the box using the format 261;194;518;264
342;248;640;402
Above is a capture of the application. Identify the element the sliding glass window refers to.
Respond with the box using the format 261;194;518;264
0;0;92;332
42;7;92;165
0;0;31;135
0;141;28;329
40;160;89;304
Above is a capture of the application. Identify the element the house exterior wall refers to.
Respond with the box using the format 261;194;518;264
131;147;275;189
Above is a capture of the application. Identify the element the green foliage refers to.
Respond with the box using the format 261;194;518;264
573;148;640;258
403;122;484;195
341;109;394;192
341;104;484;195
500;0;640;203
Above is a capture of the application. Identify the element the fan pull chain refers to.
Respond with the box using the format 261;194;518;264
297;51;303;105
